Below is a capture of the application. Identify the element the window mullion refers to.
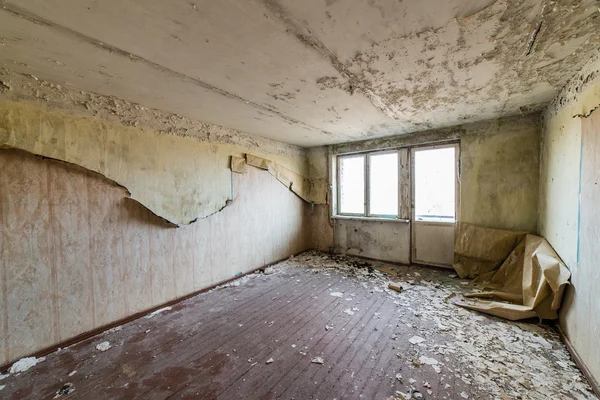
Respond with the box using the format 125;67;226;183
364;154;369;217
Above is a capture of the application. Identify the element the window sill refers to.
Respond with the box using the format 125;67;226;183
415;218;456;224
332;215;410;223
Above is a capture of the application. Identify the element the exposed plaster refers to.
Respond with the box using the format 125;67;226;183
331;113;541;155
546;52;600;119
260;0;396;119
0;70;327;225
0;0;597;146
0;2;332;137
0;69;305;164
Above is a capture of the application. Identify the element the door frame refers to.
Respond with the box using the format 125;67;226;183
410;142;461;267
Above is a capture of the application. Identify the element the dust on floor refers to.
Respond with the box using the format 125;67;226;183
0;251;596;400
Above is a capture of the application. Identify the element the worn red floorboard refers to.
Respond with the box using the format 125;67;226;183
3;255;589;400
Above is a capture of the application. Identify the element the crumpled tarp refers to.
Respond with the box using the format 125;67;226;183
453;223;526;279
453;224;571;321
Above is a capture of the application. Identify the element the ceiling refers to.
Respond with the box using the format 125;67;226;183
0;0;598;147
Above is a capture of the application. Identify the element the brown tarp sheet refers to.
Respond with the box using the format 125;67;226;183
453;224;571;321
454;223;526;279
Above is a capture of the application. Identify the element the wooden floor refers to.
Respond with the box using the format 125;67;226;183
0;252;596;400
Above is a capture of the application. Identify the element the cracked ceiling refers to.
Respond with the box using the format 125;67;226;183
0;0;598;146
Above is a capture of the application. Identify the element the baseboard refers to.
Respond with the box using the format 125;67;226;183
556;324;600;398
0;251;306;373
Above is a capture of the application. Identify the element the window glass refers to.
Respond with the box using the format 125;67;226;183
414;147;455;220
369;152;398;216
339;155;365;214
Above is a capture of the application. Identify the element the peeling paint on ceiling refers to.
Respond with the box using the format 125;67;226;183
0;0;598;146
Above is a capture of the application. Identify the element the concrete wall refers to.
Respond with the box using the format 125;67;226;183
319;114;541;263
540;54;600;387
0;149;310;367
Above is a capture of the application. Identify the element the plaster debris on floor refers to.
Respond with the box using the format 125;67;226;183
0;251;596;399
95;342;111;352
272;251;597;400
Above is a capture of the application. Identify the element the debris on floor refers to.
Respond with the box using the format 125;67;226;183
388;282;403;293
311;356;324;365
290;251;596;399
0;251;595;400
408;336;425;345
8;356;45;374
54;382;75;398
95;341;111;352
144;306;173;319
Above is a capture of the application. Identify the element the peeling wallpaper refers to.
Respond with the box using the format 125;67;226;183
0;71;326;224
0;148;310;367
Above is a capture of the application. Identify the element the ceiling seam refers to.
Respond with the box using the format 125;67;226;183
259;0;398;121
0;2;335;137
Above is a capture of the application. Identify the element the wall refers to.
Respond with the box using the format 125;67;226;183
0;73;315;367
540;53;600;387
0;70;314;225
577;110;600;387
334;219;410;263
317;114;541;263
307;146;334;252
0;149;310;367
460;117;540;232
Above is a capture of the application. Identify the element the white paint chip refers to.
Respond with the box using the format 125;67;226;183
144;306;172;318
343;309;355;316
311;357;324;365
409;336;426;345
266;358;274;364
329;292;343;297
419;356;439;365
96;341;111;352
9;357;45;374
68;370;77;377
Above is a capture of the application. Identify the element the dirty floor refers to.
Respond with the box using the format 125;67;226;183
0;252;596;400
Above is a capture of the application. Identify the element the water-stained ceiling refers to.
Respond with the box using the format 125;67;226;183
0;0;598;146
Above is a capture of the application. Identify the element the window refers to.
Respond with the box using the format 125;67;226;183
337;151;399;217
338;155;365;214
413;146;456;221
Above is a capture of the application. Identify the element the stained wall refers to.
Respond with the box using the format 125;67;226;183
0;149;310;367
539;53;600;387
318;114;541;263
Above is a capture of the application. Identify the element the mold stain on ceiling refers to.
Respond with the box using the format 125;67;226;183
0;0;598;146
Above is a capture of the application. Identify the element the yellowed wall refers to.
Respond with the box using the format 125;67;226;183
306;146;334;251
0;100;310;225
315;114;541;262
460;117;540;232
0;76;315;367
540;54;600;386
0;148;310;368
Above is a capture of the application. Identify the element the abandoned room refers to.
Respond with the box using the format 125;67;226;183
0;0;599;399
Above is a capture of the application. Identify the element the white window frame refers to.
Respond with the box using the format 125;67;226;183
336;149;402;219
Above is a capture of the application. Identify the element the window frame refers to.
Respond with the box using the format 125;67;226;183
336;149;401;219
411;142;460;223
